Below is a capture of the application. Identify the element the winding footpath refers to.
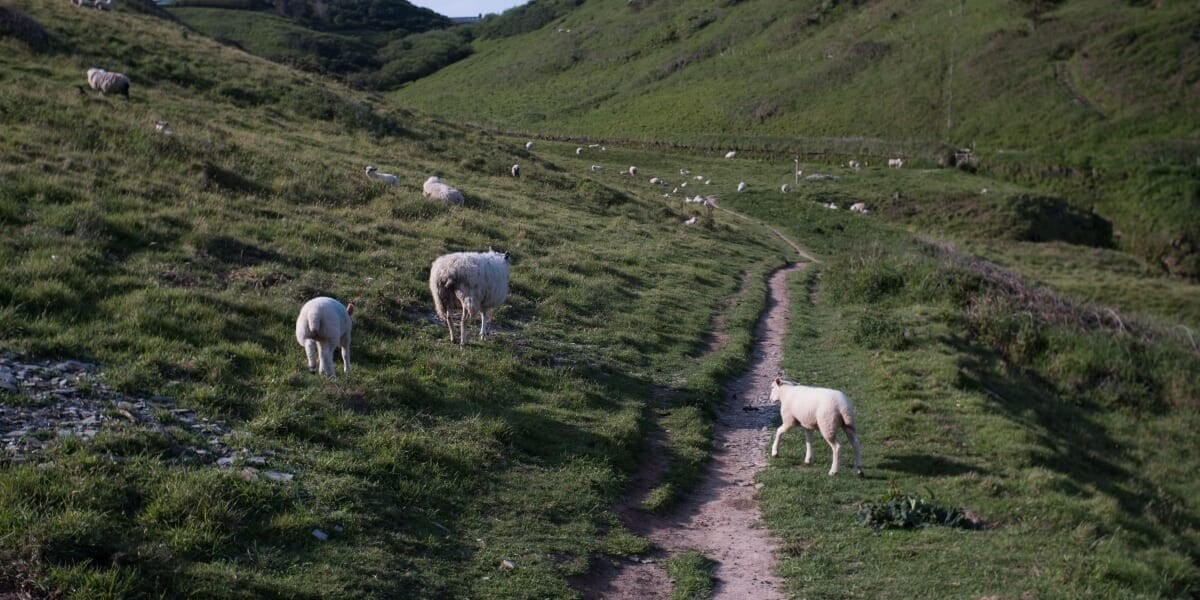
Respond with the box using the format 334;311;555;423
579;215;811;599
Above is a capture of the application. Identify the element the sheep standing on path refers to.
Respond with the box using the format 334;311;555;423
770;378;863;476
365;165;398;185
423;176;465;205
295;297;354;377
85;68;130;97
429;249;511;346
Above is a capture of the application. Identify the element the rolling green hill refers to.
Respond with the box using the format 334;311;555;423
395;0;1200;279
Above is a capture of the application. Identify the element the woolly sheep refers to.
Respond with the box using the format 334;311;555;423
588;143;601;148
649;177;663;185
365;165;398;185
511;164;521;177
848;160;862;170
704;179;711;185
888;158;904;168
680;182;687;188
591;165;604;172
679;168;689;176
525;141;534;149
86;68;130;97
153;120;172;135
850;202;869;213
684;216;697;225
429;249;511;346
672;187;678;194
725;151;737;159
781;184;791;193
737;182;747;192
423;176;465;205
576;147;584;155
694;175;704;181
295;297;354;377
769;378;863;476
629;166;639;176
94;0;112;10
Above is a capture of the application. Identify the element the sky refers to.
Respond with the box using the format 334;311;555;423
408;0;529;18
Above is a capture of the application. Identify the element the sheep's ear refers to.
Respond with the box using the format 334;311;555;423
346;303;355;317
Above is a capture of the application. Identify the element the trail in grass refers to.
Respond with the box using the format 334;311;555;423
579;237;807;598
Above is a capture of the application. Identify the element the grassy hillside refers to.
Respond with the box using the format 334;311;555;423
0;2;789;597
395;0;1200;279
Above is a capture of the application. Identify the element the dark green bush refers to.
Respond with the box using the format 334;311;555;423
857;493;979;530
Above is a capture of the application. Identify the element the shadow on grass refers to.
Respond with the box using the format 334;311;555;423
876;454;987;477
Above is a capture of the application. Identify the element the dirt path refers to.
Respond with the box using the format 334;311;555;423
578;250;807;598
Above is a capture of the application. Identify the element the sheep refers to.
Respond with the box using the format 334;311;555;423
704;179;711;185
888;158;905;168
672;187;679;194
649;177;663;185
781;184;791;193
848;160;862;170
591;165;604;172
511;164;521;177
737;182;747;192
823;202;839;210
525;141;534;149
94;0;112;10
694;175;704;181
576;147;584;155
725;151;737;159
629;166;639;176
295;297;354;377
153;120;172;135
423;176;465;205
849;202;869;213
680;181;688;188
365;165;398;185
85;68;130;97
769;378;863;476
430;249;511;346
588;143;601;148
679;168;690;176
684;216;697;225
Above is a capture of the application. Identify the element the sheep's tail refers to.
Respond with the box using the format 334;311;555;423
431;274;455;323
838;401;857;433
302;310;321;340
346;303;355;317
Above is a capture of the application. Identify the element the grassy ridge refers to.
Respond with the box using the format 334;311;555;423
395;0;1200;278
0;2;784;597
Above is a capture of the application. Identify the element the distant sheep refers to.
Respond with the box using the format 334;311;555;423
429;249;511;346
588;143;601;148
591;165;604;172
679;168;690;176
576;147;584;155
888;158;904;168
737;182;747;192
781;184;791;193
295;297;354;377
629;166;639;176
85;68;130;97
94;0;112;10
725;151;737;159
848;160;862;170
423;176;465;205
511;164;521;177
704;179;711;185
365;165;398;185
525;141;534;149
769;378;863;476
850;202;869;213
649;177;663;185
153;120;172;135
823;202;839;210
684;216;697;225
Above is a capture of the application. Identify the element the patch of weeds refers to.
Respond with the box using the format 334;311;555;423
857;490;980;530
853;310;908;350
665;550;715;600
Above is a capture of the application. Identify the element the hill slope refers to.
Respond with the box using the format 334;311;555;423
395;0;1200;278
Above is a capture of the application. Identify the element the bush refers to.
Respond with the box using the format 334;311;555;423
0;6;50;53
857;493;979;530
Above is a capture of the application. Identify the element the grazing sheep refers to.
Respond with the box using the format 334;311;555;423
849;202;869;213
848;160;862;170
511;164;521;177
649;177;663;185
684;216;697;225
85;68;130;97
153;120;172;135
429;249;511;346
694;175;704;181
364;165;398;185
737;182;747;192
588;143;601;148
781;184;791;193
423;176;465;205
525;141;534;149
704;179;711;185
591;165;604;172
94;0;112;10
888;158;905;168
680;168;690;176
672;187;679;194
769;377;863;476
725;151;737;159
629;166;639;176
823;202;839;210
680;182;688;188
295;297;354;377
576;147;584;155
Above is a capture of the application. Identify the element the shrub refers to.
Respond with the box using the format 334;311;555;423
0;6;50;53
857;493;979;530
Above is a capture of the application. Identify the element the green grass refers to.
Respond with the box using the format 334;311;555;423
664;550;715;600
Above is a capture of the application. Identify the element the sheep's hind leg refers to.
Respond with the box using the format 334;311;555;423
304;340;318;373
804;429;814;465
339;336;351;375
847;427;863;477
823;428;841;476
317;341;336;377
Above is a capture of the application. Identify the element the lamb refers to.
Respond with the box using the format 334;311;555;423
525;141;534;149
295;297;354;377
85;68;130;97
365;165;398;185
781;184;791;193
423;176;465;205
769;378;863;476
629;166;639;176
848;160;862;170
737;182;747;192
849;202;870;213
429;249;511;346
511;164;521;177
725;151;737;159
888;158;904;168
591;165;604;172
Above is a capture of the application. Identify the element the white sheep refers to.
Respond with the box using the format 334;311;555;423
511;164;521;177
850;202;869;213
824;202;839;210
704;179;711;185
295;297;354;377
85;68;130;97
94;0;112;10
525;141;534;149
672;187;679;194
769;378;863;476
429;249;511;346
848;160;862;170
153;120;172;135
423;176;465;205
725;151;737;159
680;168;690;176
694;175;703;181
629;166;639;176
365;165;398;185
588;143;601;148
576;147;584;155
684;216;697;225
888;158;904;168
781;184;791;193
737;182;747;192
649;177;663;185
591;165;604;172
680;182;688;188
